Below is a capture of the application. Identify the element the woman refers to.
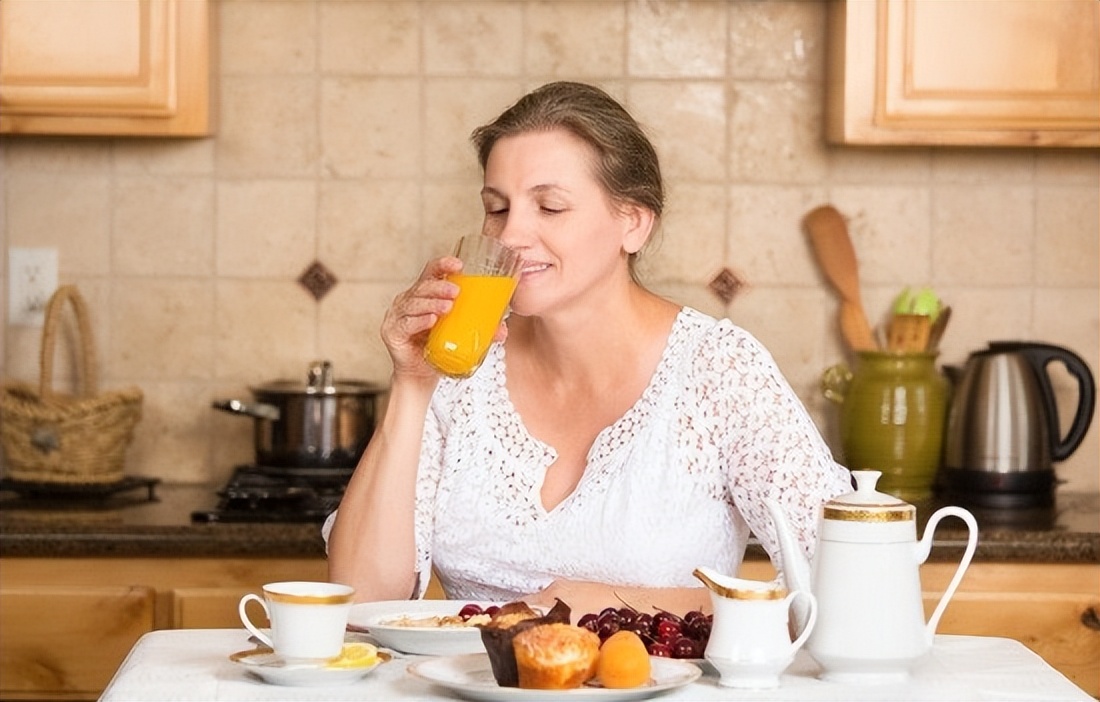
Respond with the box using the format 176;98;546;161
325;82;851;616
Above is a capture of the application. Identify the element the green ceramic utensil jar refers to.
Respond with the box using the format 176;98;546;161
822;351;949;500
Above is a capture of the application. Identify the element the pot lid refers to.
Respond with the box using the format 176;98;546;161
251;360;384;396
823;470;914;523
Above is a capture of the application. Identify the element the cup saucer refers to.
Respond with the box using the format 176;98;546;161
230;645;390;687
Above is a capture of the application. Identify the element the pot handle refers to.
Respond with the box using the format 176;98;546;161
212;399;281;422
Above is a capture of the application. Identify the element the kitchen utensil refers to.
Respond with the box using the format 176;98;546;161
766;471;978;683
694;567;817;689
942;341;1096;508
822;351;949;500
213;360;384;468
886;314;931;353
803;205;877;352
926;305;952;352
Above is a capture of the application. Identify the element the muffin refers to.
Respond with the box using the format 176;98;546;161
478;599;571;687
513;623;600;690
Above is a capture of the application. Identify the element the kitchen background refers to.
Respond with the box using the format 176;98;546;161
1;0;1097;493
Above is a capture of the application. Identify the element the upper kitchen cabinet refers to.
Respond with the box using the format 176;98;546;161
825;0;1100;147
0;0;212;137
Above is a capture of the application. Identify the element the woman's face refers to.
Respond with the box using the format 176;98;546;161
480;128;647;318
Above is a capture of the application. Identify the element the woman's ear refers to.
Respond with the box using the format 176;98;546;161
621;205;656;255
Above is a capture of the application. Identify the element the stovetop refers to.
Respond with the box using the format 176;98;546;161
191;465;352;523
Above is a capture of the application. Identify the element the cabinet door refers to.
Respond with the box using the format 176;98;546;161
173;587;257;629
826;0;1100;146
0;0;211;136
922;562;1100;697
0;586;155;700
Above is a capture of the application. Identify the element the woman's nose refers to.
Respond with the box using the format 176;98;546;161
494;214;529;251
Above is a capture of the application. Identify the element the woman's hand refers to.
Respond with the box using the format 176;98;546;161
381;256;463;379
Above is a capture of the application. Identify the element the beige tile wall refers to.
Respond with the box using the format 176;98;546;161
2;0;1097;492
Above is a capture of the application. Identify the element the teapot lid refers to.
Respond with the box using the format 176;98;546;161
824;471;915;523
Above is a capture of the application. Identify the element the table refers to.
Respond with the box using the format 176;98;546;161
99;629;1092;701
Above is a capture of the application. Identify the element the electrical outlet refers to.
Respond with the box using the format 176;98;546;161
8;248;59;326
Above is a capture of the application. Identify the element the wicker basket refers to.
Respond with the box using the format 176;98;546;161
1;285;143;484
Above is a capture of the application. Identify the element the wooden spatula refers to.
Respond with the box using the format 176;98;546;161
803;205;878;352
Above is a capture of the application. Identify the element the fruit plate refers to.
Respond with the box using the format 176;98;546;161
407;653;702;702
348;600;510;656
229;645;389;687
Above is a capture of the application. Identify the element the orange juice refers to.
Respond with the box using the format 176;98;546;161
424;273;518;377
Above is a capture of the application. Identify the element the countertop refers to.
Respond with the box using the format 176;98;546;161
1;482;1098;563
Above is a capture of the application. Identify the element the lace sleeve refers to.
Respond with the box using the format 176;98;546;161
705;323;851;582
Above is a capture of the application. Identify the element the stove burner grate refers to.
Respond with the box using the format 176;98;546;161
191;465;351;523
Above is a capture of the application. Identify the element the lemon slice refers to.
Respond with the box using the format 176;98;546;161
326;642;379;669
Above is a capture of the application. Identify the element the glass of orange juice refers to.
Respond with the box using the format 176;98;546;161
424;235;522;378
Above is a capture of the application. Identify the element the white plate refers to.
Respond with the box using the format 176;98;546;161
348;600;508;656
407;653;702;702
230;647;389;687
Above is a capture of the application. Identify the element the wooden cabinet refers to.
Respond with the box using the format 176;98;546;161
825;0;1100;147
0;557;327;701
0;0;212;137
0;557;448;701
922;561;1100;697
0;585;155;701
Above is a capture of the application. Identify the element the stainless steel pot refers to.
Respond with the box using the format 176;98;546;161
213;360;384;468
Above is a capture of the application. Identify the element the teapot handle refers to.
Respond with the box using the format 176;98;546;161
916;506;978;640
785;590;818;653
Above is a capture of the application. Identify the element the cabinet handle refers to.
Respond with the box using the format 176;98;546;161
1082;606;1100;631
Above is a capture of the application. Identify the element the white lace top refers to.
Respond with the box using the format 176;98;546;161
326;307;852;599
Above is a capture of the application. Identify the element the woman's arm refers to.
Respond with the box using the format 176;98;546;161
327;375;437;601
327;256;463;601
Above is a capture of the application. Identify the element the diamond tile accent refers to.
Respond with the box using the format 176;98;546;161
298;260;338;301
708;268;744;304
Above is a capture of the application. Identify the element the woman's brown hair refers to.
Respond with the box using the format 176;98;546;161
471;82;664;281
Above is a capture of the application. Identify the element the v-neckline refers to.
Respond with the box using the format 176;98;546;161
492;308;688;513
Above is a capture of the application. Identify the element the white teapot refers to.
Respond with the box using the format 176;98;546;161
765;470;978;683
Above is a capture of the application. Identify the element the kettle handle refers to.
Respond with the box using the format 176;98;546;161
917;506;978;640
1016;344;1096;462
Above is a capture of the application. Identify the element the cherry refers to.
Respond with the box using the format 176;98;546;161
672;636;698;659
597;620;621;641
577;613;599;633
457;603;483;620
484;605;500;618
648;642;673;657
655;619;682;640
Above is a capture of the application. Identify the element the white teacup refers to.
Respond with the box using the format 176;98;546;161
238;581;355;661
703;579;818;689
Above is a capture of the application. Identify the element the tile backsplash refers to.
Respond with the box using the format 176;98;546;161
2;0;1097;492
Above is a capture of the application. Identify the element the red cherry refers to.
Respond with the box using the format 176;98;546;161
648;642;673;657
457;603;483;620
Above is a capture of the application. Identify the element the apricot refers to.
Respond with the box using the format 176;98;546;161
597;630;651;689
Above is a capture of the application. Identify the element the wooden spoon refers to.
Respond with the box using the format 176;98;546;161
926;305;952;352
803;205;878;352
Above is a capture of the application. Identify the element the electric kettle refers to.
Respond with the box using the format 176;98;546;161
942;341;1095;508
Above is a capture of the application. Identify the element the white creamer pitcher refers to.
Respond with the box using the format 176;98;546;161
694;567;817;689
766;471;978;683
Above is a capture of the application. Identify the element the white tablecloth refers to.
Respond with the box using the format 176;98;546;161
99;629;1092;702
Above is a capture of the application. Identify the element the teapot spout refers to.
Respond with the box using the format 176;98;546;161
763;498;814;634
